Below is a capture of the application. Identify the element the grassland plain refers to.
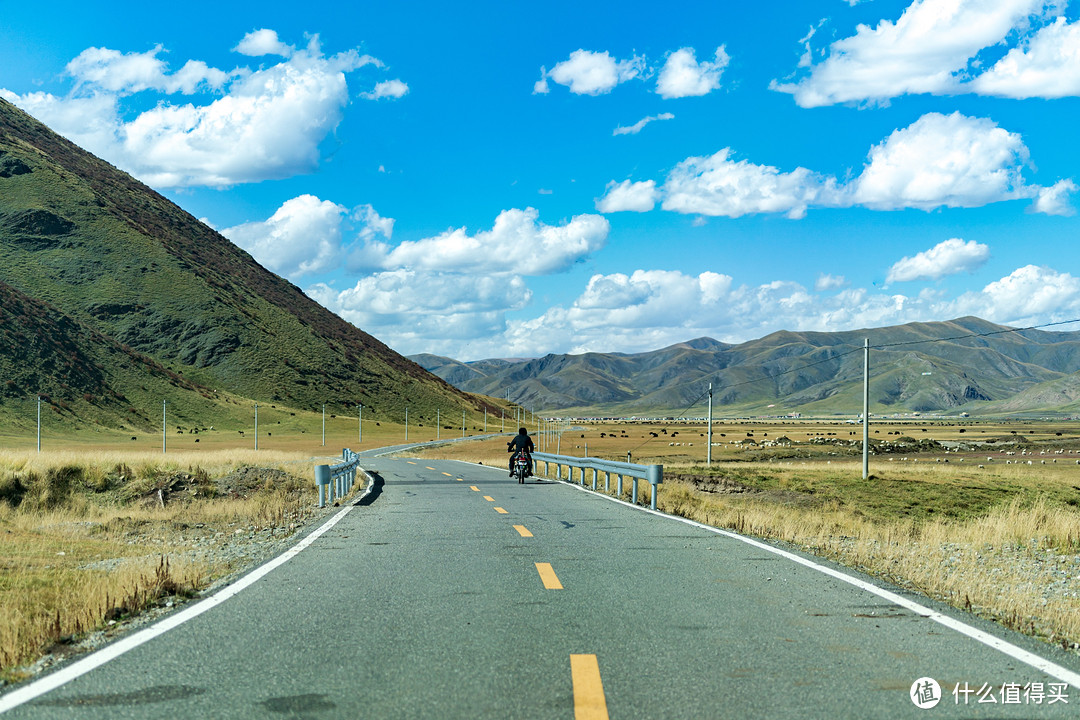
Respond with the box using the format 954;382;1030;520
411;419;1080;656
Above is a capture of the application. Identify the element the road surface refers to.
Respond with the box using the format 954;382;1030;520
3;455;1080;718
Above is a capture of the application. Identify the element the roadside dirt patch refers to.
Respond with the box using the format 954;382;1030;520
215;466;296;497
670;473;823;509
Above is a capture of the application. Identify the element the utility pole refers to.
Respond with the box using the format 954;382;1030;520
322;404;326;447
358;404;362;445
36;396;41;453
707;382;713;465
863;338;870;480
162;400;167;454
254;403;258;451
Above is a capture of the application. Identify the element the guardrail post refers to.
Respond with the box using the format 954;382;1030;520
632;477;639;505
604;471;609;492
617;474;623;497
315;464;331;508
591;468;598;490
648;464;663;511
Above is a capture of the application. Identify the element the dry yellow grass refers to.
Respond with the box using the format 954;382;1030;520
0;447;336;679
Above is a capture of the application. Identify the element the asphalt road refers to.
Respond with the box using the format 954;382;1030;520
4;456;1080;718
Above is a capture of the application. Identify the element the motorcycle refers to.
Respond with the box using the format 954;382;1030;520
512;449;531;484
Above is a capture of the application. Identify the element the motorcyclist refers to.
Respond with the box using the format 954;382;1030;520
507;427;535;477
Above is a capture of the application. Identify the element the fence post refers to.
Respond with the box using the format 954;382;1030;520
648;464;663;511
315;465;331;508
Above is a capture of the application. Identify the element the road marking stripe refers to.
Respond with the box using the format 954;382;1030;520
513;525;533;537
535;562;563;589
0;470;378;714
442;472;452;477
494;507;508;514
470;486;480;491
561;481;1080;690
483;495;495;501
425;466;436;470
570;654;609;720
456;478;464;482
406;461;416;465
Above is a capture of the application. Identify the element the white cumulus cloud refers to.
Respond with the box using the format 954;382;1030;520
65;45;233;95
772;0;1050;107
222;195;350;279
1;33;393;188
596;180;658;213
619;112;1071;221
661;148;841;219
221;195;395;280
852;112;1032;210
349;207;609;276
233;29;295;58
947;265;1080;322
543;49;645;95
656;46;730;99
1033;179;1079;216
972;16;1080;98
308;271;532;354
815;274;849;291
886;238;991;283
362;79;409;99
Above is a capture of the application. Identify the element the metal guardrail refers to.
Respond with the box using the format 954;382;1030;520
314;449;360;507
532;452;663;510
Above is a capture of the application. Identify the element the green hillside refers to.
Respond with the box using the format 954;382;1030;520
413;317;1080;417
0;97;499;433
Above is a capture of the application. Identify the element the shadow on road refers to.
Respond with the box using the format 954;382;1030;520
355;471;384;506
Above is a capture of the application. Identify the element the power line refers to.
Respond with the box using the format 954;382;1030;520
874;318;1080;350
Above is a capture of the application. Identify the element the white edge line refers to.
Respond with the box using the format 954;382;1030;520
0;473;375;714
547;473;1080;690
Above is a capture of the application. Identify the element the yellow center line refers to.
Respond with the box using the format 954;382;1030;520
513;525;533;537
470;486;480;491
425;466;436;471
570;654;609;720
442;472;452;477
494;507;508;514
535;562;563;589
483;495;495;501
406;461;416;465
456;478;464;482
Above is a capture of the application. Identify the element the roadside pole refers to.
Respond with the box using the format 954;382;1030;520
707;382;713;465
863;338;870;480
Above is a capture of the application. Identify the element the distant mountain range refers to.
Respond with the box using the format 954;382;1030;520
412;317;1080;416
0;96;496;431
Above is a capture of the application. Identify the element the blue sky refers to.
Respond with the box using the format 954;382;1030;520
3;0;1080;360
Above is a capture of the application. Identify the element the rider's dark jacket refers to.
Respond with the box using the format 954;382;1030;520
507;432;534;455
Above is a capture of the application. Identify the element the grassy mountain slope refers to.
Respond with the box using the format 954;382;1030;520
0;97;497;430
413;317;1080;416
